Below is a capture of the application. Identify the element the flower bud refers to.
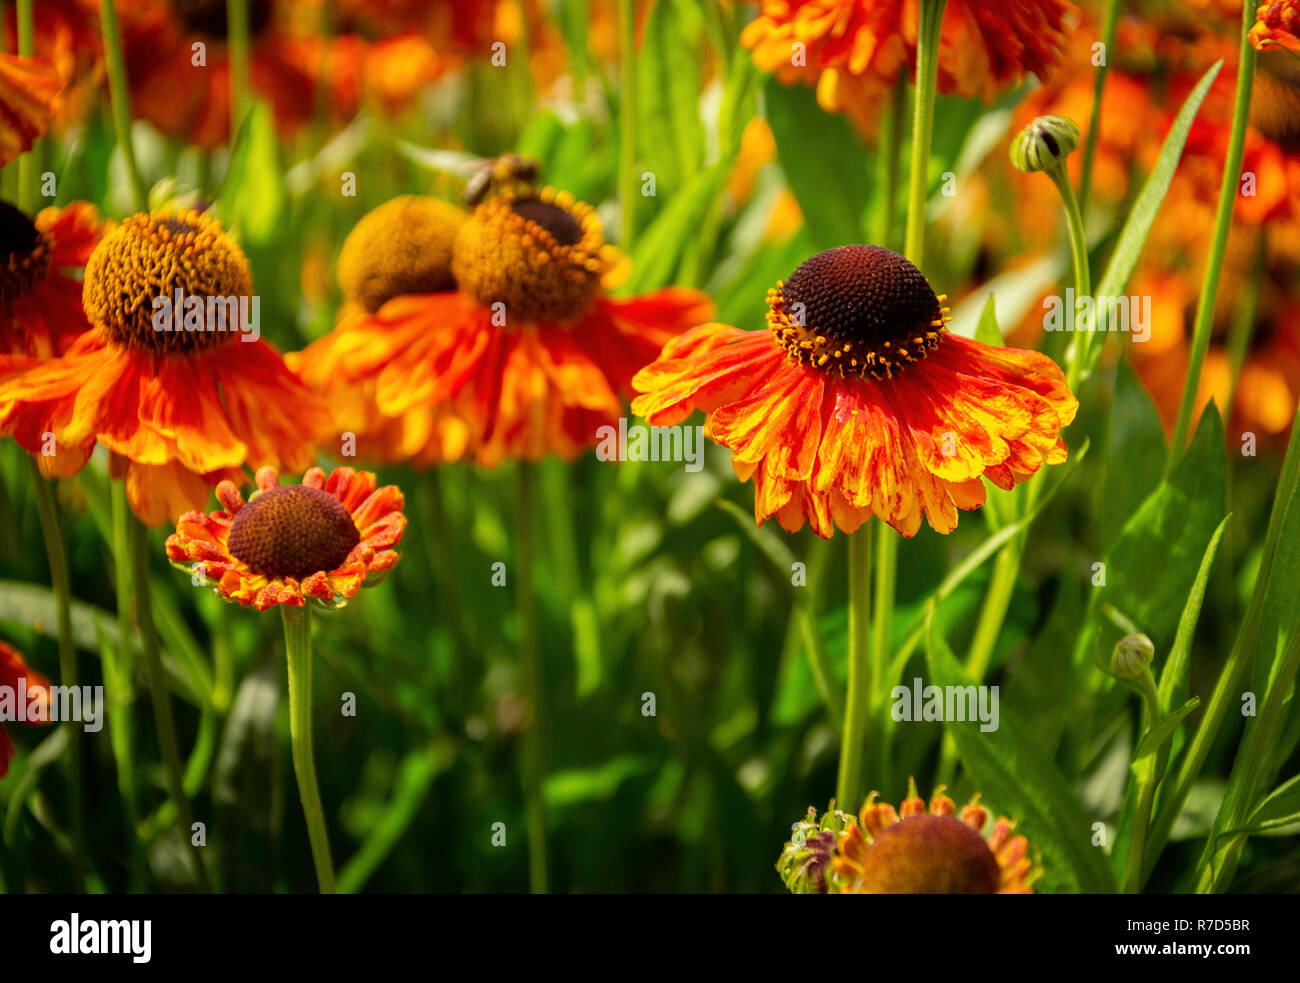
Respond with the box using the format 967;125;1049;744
1010;115;1080;173
1111;633;1155;679
776;807;842;894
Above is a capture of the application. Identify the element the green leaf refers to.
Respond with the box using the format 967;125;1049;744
0;580;204;706
544;754;659;808
1133;698;1201;762
338;740;457;894
927;618;1116;893
1080;60;1223;376
625;157;734;293
637;0;705;195
1159;514;1231;710
716;498;798;593
3;726;69;844
891;437;1090;678
1093;403;1226;648
1243;773;1300;833
974;294;1003;345
1100;359;1168;551
212;100;288;247
764;78;870;250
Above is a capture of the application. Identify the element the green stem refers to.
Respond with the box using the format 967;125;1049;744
902;0;947;267
541;463;602;696
948;152;1092;783
1078;0;1122;220
129;511;209;890
99;0;148;210
282;606;335;894
873;76;907;249
27;458;84;890
1122;667;1163;893
1049;166;1093;392
836;525;871;811
516;463;548;893
1148;405;1300;874
109;480;142;886
15;0;37;212
617;0;638;250
1195;621;1300;891
870;528;897;788
226;0;252;147
1165;0;1258;476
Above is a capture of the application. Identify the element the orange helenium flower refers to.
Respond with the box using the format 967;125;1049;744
833;784;1037;893
1;201;102;357
1252;1;1300;54
742;0;1071;119
632;245;1077;538
0;51;62;166
166;465;405;611
0;208;330;523
0;640;52;780
295;185;712;467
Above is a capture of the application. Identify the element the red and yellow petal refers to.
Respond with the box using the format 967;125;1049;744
166;465;406;611
633;323;1076;538
0;52;62;166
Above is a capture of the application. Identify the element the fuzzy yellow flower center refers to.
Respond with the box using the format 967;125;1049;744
171;0;272;38
853;814;1001;894
82;209;254;355
338;195;467;313
450;188;611;324
227;485;361;580
0;201;52;303
768;245;952;381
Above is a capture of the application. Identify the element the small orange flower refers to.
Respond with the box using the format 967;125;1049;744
632;245;1077;538
833;783;1038;893
166;465;405;611
0;640;52;780
1251;1;1300;55
741;0;1072;123
0;51;62;166
0;208;331;523
1;201;102;357
295;185;712;467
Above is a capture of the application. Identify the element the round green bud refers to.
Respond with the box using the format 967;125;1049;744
1010;115;1081;174
1111;633;1156;680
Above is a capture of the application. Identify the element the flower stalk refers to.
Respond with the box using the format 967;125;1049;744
836;523;872;810
516;462;548;894
617;0;639;250
1166;0;1259;475
282;606;336;894
226;0;252;147
129;512;210;890
27;458;84;890
1078;0;1122;219
99;0;149;210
